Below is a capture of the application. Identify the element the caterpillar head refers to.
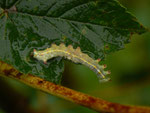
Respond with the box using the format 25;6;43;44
33;49;47;63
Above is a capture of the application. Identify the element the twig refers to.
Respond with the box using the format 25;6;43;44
0;60;150;113
0;79;42;113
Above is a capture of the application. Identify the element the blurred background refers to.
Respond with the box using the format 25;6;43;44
0;0;150;113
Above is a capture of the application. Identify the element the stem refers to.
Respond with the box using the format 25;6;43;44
0;60;150;113
0;79;40;113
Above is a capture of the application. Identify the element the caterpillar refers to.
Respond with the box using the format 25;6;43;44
33;43;111;82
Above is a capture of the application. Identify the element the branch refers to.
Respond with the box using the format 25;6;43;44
0;61;150;113
0;79;41;113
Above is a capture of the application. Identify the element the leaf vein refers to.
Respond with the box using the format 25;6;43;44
59;1;92;17
8;11;143;33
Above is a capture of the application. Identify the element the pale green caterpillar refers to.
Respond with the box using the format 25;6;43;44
33;43;111;82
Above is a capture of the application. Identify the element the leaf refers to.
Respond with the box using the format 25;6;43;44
0;0;147;84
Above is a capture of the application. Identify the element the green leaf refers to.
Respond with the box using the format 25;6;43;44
0;0;147;84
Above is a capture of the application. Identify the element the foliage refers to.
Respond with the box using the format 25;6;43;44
0;0;147;84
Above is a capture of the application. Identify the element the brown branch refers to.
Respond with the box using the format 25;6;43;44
0;79;42;113
0;61;150;113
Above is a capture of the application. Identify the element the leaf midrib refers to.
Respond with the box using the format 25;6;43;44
0;0;146;37
8;11;137;33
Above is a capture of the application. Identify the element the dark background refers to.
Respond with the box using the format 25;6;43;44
0;0;150;113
